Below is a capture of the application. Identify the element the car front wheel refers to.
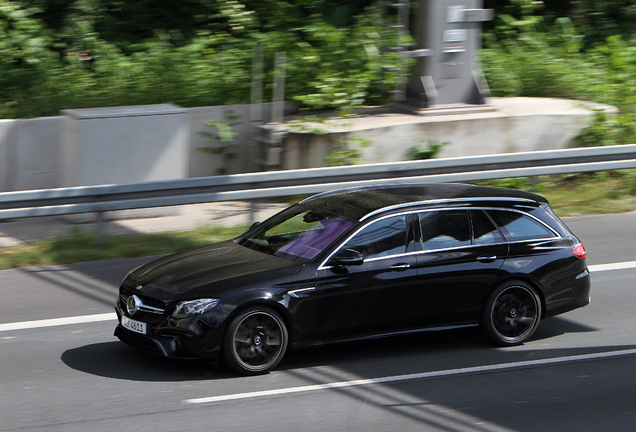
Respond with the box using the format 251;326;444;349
222;306;288;375
481;281;541;346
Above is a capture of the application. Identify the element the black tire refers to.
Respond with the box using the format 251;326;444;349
481;280;541;346
222;306;288;375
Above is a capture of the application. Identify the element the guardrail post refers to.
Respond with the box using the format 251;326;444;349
95;211;106;246
248;200;260;226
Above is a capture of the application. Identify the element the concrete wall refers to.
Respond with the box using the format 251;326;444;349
281;133;333;170
188;104;253;178
0;97;618;193
17;117;61;190
188;102;296;177
0;102;299;192
360;112;591;162
0;120;15;192
0;102;298;192
0;117;61;192
281;98;617;169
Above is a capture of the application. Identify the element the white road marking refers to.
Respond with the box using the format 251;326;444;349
588;261;636;272
0;260;631;333
185;348;636;404
0;313;116;332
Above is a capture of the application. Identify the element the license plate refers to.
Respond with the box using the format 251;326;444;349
121;315;147;335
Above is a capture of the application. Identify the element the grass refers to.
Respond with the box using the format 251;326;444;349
480;170;636;217
0;225;247;270
1;170;635;270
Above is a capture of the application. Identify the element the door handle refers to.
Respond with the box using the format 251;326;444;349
477;255;497;262
390;263;411;271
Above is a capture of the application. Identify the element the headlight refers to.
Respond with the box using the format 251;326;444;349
172;298;220;318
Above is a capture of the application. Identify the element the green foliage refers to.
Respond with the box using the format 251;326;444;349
407;140;448;160
617;169;636;194
482;18;589;100
4;0;636;140
484;0;636;48
481;9;636;147
575;111;624;147
199;110;242;143
287;123;330;135
0;0;57;118
198;110;243;175
0;0;393;119
325;134;371;166
286;12;386;112
485;177;532;191
0;223;246;270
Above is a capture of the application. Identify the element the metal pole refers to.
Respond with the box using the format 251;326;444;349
398;0;410;101
272;52;286;126
250;48;264;128
268;52;287;170
248;47;265;224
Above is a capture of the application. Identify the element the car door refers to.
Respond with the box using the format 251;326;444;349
289;213;419;341
411;209;508;326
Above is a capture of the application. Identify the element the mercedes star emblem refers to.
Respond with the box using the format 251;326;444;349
127;295;142;316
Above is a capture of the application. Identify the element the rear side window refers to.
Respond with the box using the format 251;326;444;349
486;210;556;241
419;210;471;251
470;210;504;245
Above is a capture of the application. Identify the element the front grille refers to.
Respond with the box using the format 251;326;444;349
119;286;167;323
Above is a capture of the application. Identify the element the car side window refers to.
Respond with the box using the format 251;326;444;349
419;210;470;251
486;210;555;241
341;215;407;259
470;210;504;245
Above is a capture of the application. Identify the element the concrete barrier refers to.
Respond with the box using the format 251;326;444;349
0;117;61;192
282;97;618;169
187;102;297;177
0;120;16;192
0;97;619;195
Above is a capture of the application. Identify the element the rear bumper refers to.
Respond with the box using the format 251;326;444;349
543;267;591;318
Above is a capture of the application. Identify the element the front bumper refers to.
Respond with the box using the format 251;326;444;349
114;304;223;363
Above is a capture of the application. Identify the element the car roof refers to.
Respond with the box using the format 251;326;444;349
299;183;548;221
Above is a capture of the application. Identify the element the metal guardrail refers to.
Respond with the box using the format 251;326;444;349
2;144;636;220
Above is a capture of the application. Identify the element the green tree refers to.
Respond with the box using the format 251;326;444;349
0;0;58;118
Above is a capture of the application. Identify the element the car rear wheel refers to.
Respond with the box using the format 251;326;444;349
481;281;541;346
222;306;288;375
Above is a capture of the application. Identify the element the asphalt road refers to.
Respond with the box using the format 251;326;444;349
1;212;636;432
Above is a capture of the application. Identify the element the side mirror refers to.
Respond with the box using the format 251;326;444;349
327;248;364;267
248;221;261;231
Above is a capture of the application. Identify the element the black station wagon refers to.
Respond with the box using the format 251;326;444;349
115;183;590;374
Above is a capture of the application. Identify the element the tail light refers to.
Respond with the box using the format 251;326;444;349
573;244;586;260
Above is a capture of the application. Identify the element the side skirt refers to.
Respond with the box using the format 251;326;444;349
290;323;479;350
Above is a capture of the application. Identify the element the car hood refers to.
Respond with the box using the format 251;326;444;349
128;240;304;295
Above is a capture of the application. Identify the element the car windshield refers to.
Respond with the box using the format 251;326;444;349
236;206;355;261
